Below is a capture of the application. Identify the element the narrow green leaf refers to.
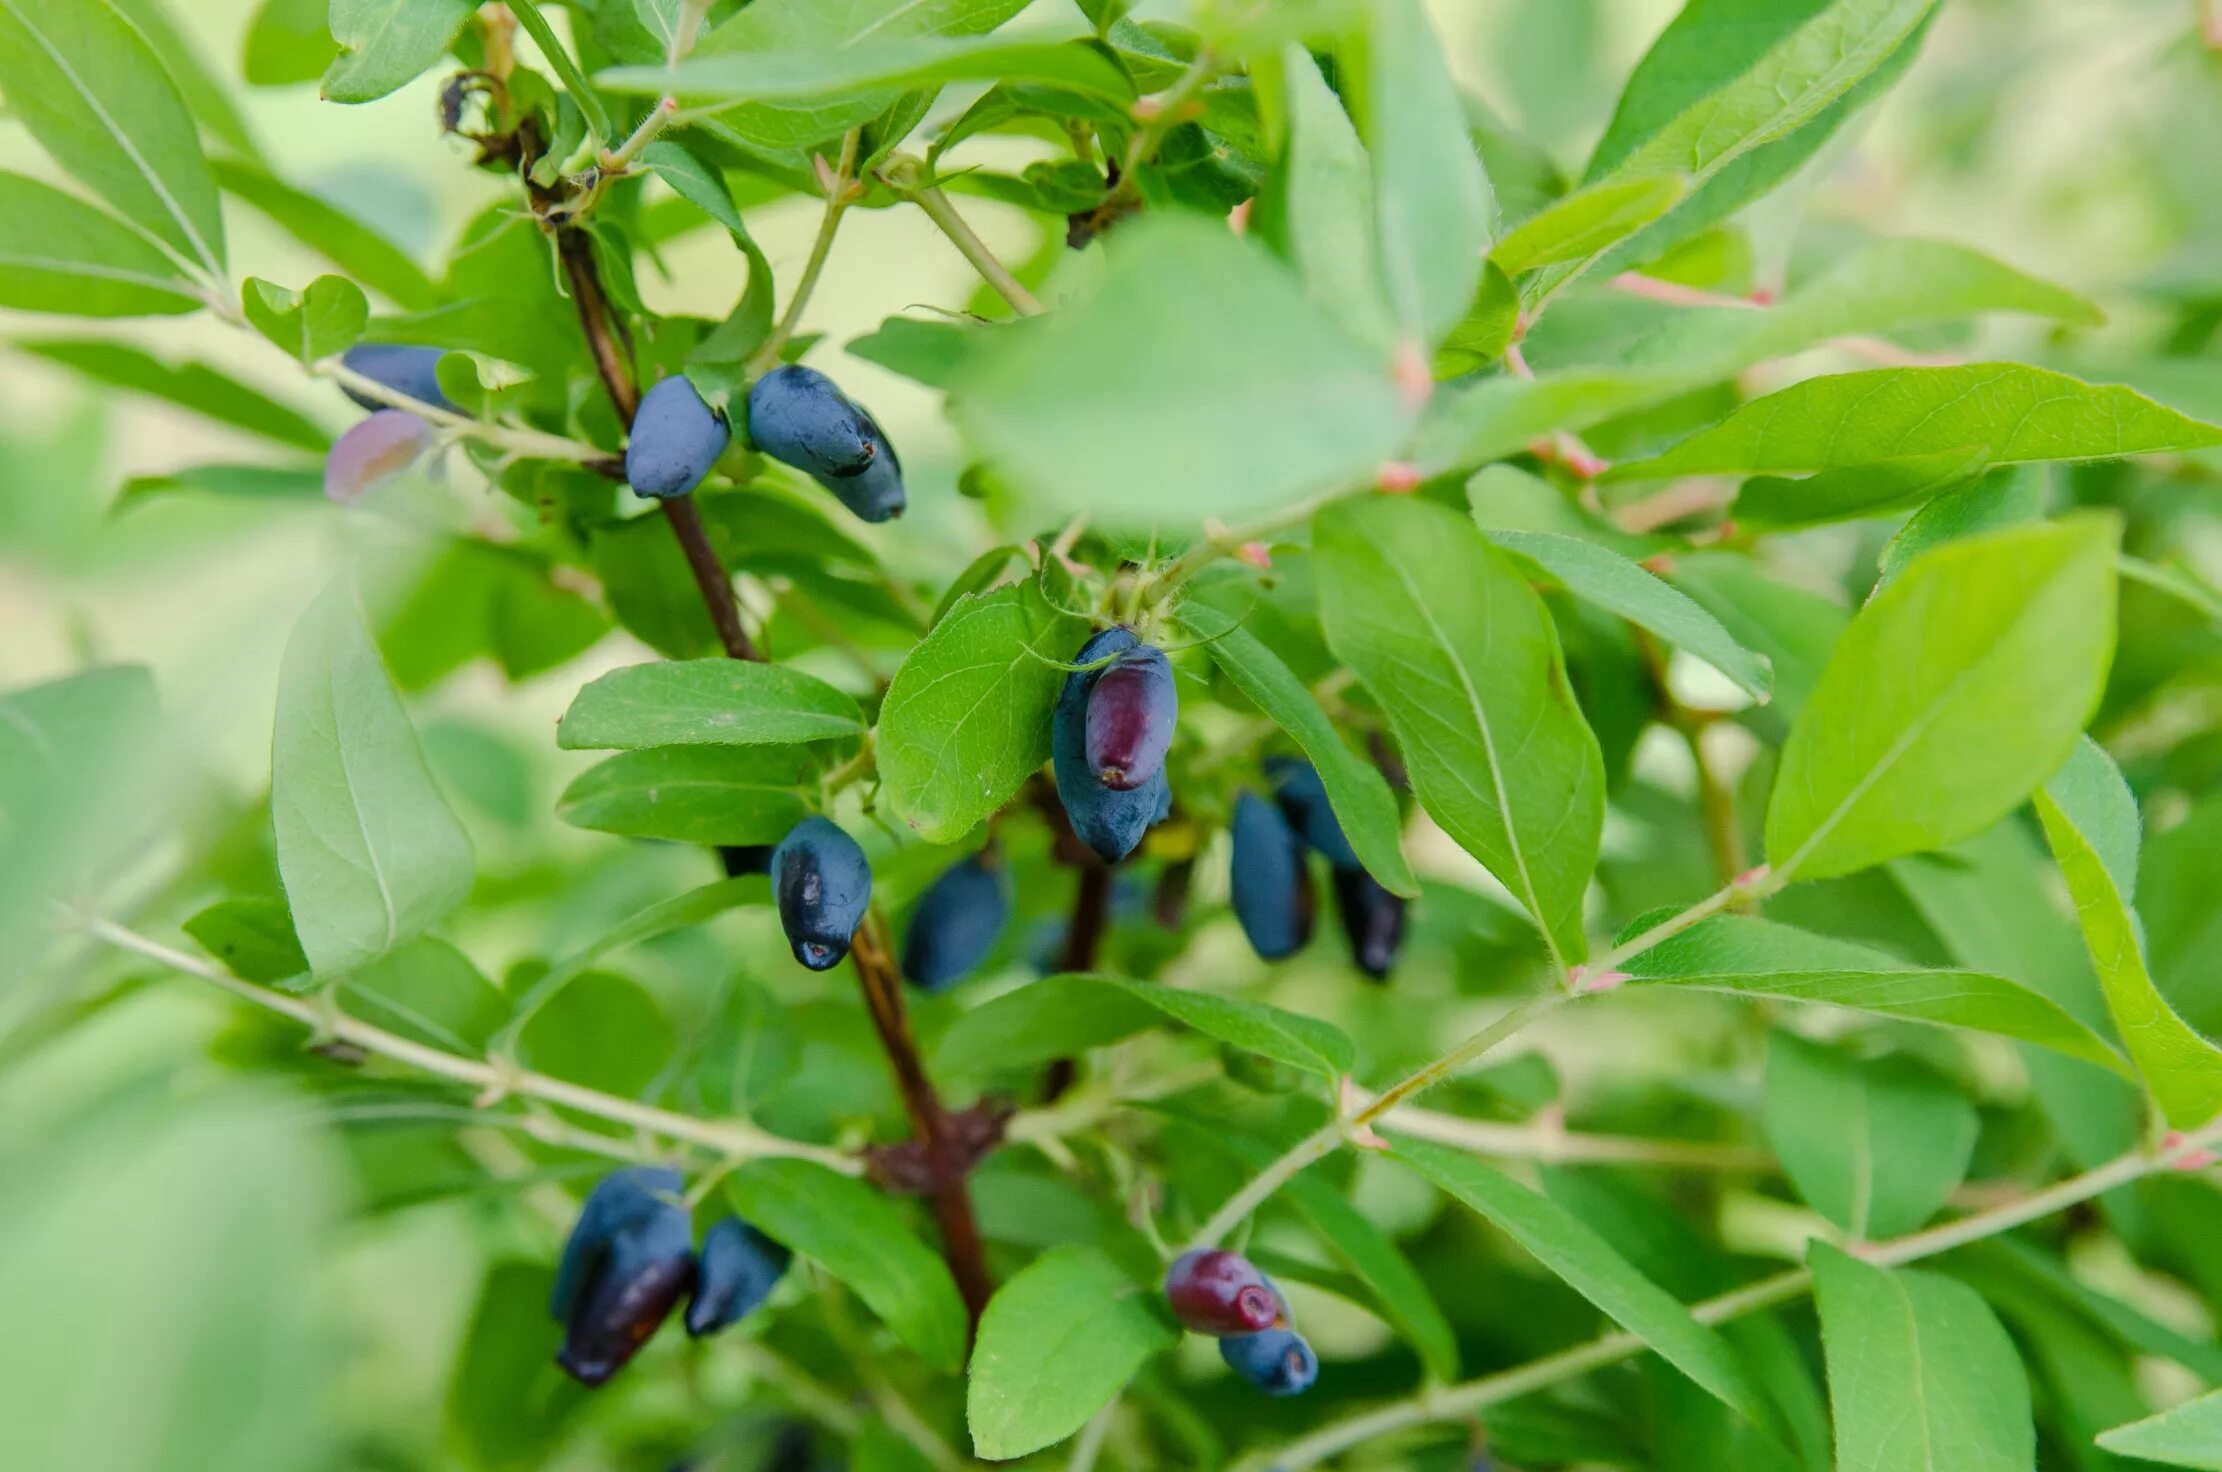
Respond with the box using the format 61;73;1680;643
243;275;369;367
323;0;473;103
1873;466;2048;592
1736;448;1991;532
879;581;1087;844
954;217;1409;528
556;659;865;750
1763;1032;1976;1240
243;0;336;86
15;338;329;452
1256;45;1393;353
1394;1138;1776;1427
1765;517;2119;883
2042;737;2140;902
0;173;200;317
214;160;440;311
2097;1387;2222;1469
506;0;612;137
601;33;1134;107
114;463;321;509
1811;1241;2035;1472
556;745;818;844
844;316;981;392
2035;775;2222;1132
1314;495;1603;967
0;0;226;274
1177;599;1415;896
1613;365;2222;482
729;1159;970;1375
515;969;674;1099
272;581;475;977
346;937;506;1051
1339;0;1493;344
935;974;1354;1082
967;1245;1177;1460
1625;914;2131;1073
1491;175;1687;280
445;1263;585;1468
1484;528;1773;701
182;897;308;985
104;0;261;160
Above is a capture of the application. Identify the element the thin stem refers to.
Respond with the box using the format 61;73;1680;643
661;494;762;661
1237;1122;2222;1471
1142;493;1330;606
1589;865;1781;977
1380;1106;1773;1172
320;360;615;466
560;228;641;421
1067;1401;1119;1472
670;0;714;62
897;177;1044;316
1108;47;1221;209
749;131;862;375
1185;1121;1345;1251
1357;993;1568;1125
78;912;859;1173
603;96;679;170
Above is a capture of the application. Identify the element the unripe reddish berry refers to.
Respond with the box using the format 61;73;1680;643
1163;1249;1283;1336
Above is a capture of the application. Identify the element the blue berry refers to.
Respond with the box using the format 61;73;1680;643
1266;756;1361;871
771;816;872;970
1052;628;1174;863
1331;863;1407;980
1230;791;1314;961
551;1167;695;1387
902;850;1013;992
340;343;454;413
1220;1327;1319;1396
746;364;907;522
627;374;732;499
685;1216;792;1337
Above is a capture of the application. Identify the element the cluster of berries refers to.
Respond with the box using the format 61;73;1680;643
1233;758;1406;978
1163;1248;1319;1397
551;1167;790;1386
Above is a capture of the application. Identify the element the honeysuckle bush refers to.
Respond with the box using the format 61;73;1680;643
11;0;2222;1468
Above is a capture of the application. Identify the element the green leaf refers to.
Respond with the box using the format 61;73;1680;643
14;338;329;452
0;173;200;317
1736;448;1991;532
640;140;750;237
966;1245;1178;1460
1762;1032;1976;1240
272;581;475;978
516;968;674;1096
641;0;1034;148
323;0;473;103
214;160;440;311
1393;1138;1776;1427
1256;45;1393;353
243;0;337;86
183;897;309;985
1176;600;1415;896
105;0;261;160
1338;0;1493;344
1613;365;2222;481
2042;737;2140;902
556;658;865;751
879;581;1088;845
243;275;369;367
0;0;226;275
445;1263;586;1470
1492;175;1687;280
935;974;1354;1082
1554;0;1939;297
844;315;982;391
1582;0;1939;278
2097;1387;2222;1469
1765;517;2119;882
1873;467;2049;592
1811;1241;2035;1472
854;1420;942;1472
953;216;1409;528
506;0;611;137
1625;914;2131;1073
346;937;506;1051
729;1159;970;1374
1314;495;1603;968
602;33;1134;107
557;745;817;844
2035;772;2222;1133
1483;528;1773;701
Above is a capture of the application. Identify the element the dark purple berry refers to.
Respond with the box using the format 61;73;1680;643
627;375;731;499
1084;644;1177;791
340;343;455;413
771;816;872;970
719;844;773;878
551;1167;695;1387
1163;1248;1283;1336
1220;1327;1318;1396
1230;792;1314;961
1052;628;1173;863
685;1216;791;1337
902;850;1013;992
1266;756;1361;871
1331;864;1406;980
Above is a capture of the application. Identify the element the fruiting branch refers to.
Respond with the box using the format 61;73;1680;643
749;130;865;376
885;165;1046;318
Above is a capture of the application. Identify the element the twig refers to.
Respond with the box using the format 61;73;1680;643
1107;48;1221;212
320;360;616;467
77;911;858;1172
662;493;763;661
900;179;1045;317
749;131;863;374
1357;993;1570;1125
1235;1120;2222;1471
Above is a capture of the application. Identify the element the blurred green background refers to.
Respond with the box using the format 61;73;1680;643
6;1;2222;1468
